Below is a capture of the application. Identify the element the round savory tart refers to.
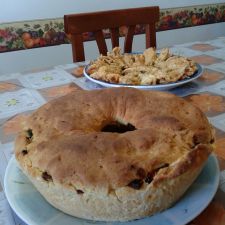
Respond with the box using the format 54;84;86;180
88;47;198;85
15;87;214;221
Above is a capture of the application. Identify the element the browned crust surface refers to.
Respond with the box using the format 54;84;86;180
15;88;213;189
15;87;214;220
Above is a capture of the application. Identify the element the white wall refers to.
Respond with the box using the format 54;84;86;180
0;0;225;75
1;0;225;22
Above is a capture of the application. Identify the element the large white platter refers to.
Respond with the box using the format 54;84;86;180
83;63;203;91
4;154;219;225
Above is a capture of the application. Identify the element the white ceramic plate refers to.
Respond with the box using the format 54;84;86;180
83;63;203;91
4;154;219;225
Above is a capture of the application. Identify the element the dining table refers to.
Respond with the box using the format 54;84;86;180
1;36;225;225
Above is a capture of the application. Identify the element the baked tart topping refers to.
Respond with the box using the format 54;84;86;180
15;88;214;221
88;47;198;85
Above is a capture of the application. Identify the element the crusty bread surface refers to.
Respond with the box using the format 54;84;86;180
15;87;214;221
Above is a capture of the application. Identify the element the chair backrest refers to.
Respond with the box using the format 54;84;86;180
64;6;160;62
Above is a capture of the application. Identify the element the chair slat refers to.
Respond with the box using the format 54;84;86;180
146;23;156;48
110;28;119;48
65;7;159;34
64;6;160;62
124;25;135;53
94;30;108;55
71;34;85;62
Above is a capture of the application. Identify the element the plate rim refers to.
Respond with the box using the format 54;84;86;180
83;63;203;89
4;154;220;225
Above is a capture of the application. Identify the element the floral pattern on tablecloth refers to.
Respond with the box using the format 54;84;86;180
0;89;46;119
0;37;225;225
18;69;75;89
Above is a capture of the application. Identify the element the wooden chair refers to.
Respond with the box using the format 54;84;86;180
64;6;160;62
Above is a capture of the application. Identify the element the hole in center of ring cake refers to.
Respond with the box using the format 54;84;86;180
101;121;136;133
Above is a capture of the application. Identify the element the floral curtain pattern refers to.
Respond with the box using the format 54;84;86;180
0;3;224;53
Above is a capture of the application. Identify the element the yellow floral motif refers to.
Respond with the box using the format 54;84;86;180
6;98;19;106
42;75;53;81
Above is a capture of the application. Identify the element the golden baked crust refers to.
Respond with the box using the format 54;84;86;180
15;88;214;221
88;47;197;85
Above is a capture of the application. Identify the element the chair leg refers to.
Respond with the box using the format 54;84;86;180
71;34;85;62
94;30;108;55
110;28;120;48
146;24;156;49
124;25;135;53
